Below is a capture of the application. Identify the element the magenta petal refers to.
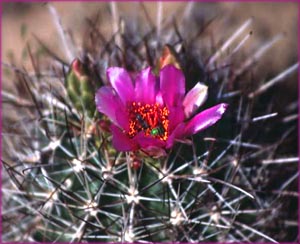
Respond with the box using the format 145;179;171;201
166;123;186;148
107;67;134;104
168;106;185;132
142;146;167;158
160;65;185;108
135;67;157;104
135;132;166;149
183;82;208;118
95;87;129;129
155;91;164;106
184;103;228;136
111;125;138;151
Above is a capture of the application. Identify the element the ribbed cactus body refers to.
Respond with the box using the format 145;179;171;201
2;3;298;243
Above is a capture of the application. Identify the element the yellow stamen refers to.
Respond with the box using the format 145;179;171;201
127;102;169;141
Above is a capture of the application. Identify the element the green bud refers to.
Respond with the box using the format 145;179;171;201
66;59;95;118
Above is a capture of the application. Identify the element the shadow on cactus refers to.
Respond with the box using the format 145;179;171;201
2;2;298;243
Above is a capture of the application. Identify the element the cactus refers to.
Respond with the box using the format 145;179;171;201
2;2;298;242
66;59;97;119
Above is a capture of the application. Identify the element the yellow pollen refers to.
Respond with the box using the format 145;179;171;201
127;102;170;141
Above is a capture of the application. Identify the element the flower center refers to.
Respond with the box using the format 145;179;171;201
127;102;170;141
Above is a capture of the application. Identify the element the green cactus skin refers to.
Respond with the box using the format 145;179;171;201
66;59;95;119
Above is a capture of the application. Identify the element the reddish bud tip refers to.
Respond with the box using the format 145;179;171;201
72;59;83;79
131;160;142;170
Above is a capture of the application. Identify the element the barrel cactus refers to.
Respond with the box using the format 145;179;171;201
2;2;298;242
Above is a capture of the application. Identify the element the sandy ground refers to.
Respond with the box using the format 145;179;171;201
2;2;298;91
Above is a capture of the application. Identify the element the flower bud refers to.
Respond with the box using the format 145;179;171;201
66;59;95;118
131;159;142;170
158;44;181;70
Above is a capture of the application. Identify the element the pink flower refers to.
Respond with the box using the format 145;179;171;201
95;65;228;156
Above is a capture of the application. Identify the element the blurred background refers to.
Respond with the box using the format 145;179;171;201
2;2;298;79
